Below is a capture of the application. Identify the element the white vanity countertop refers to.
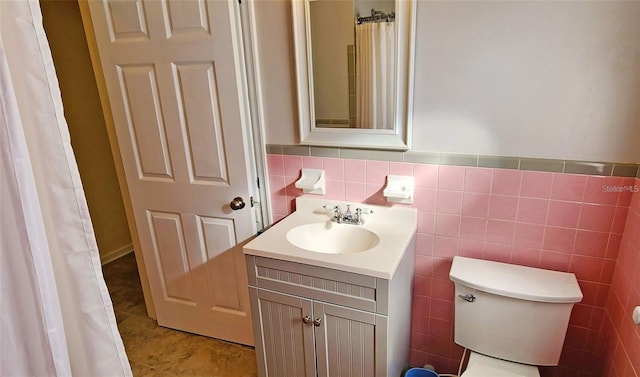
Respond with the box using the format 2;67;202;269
243;196;417;279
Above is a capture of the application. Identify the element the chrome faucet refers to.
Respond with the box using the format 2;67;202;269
324;204;373;225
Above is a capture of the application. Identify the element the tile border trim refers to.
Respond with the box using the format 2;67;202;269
266;144;640;178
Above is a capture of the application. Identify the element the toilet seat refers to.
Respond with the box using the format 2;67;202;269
461;352;540;377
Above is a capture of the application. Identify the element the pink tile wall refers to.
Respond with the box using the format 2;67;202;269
266;154;636;376
602;179;640;377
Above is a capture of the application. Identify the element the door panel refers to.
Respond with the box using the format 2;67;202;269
165;0;209;36
106;0;149;40
118;64;173;180
173;62;228;183
87;0;255;345
196;215;243;311
147;211;193;303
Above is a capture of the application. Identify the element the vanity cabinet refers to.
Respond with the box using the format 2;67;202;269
245;242;414;377
251;288;383;377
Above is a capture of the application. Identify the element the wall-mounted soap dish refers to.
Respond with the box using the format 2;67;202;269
295;168;325;195
383;175;414;204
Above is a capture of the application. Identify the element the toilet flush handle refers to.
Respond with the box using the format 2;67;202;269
458;293;476;303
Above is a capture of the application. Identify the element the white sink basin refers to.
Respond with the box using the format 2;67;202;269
243;196;417;278
286;222;380;254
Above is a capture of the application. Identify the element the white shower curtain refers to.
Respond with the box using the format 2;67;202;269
0;1;131;376
355;21;396;129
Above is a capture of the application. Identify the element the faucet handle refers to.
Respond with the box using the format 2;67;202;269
324;204;342;220
353;207;372;225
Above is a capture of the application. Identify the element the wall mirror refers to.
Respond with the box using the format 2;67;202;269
293;0;416;150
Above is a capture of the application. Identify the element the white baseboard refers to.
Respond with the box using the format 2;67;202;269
100;243;134;265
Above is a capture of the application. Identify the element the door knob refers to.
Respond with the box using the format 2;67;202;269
313;318;322;327
229;197;246;210
302;315;312;324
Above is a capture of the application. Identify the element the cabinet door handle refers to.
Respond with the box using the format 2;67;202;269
313;318;322;327
302;315;312;324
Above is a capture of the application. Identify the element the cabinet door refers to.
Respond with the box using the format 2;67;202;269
251;288;316;377
314;302;388;377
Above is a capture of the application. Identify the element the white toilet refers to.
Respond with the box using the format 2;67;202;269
449;256;583;377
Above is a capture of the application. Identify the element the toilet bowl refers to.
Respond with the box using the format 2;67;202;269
461;352;539;377
449;257;583;375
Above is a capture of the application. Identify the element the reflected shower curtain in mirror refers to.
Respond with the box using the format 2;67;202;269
0;1;131;376
355;21;396;129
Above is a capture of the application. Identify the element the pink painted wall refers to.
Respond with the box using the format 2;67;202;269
267;154;636;376
602;180;640;377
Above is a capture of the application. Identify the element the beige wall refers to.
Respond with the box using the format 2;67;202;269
41;0;131;261
354;0;394;16
310;0;353;120
411;1;640;162
252;0;300;141
259;0;640;163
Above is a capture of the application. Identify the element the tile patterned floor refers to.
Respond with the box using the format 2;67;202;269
103;253;258;377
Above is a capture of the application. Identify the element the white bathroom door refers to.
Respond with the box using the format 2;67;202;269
86;0;256;345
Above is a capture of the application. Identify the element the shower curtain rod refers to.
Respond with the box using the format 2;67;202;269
356;8;395;24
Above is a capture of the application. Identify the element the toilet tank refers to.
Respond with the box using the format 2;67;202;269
449;257;583;366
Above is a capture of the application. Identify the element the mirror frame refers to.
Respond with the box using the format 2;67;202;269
292;0;416;150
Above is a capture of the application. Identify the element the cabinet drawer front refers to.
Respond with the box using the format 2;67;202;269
246;256;389;315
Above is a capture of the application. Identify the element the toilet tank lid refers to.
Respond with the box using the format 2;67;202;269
449;257;583;303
